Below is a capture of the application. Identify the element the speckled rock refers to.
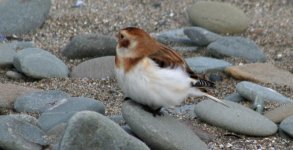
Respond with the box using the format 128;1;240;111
122;101;208;150
0;0;51;34
194;100;277;136
0;83;42;108
0;114;47;150
264;104;293;123
186;1;249;34
279;116;293;138
60;111;149;150
207;37;266;62
38;97;105;131
184;27;222;46
186;56;232;73
225;63;293;88
62;34;117;59
236;81;292;104
13;48;69;79
71;56;115;79
14;90;70;113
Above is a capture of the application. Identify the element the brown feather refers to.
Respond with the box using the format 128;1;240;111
147;43;201;79
115;56;143;72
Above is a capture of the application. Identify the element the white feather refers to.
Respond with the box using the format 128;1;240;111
115;57;205;109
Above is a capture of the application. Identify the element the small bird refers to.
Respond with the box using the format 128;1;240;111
115;27;227;116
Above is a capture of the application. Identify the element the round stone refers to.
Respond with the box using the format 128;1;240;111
0;0;51;34
62;34;116;59
187;1;249;34
186;56;232;73
13;48;69;79
0;114;47;150
71;56;115;79
38;97;105;131
184;27;222;46
264;104;293;123
207;37;266;62
280;116;293;138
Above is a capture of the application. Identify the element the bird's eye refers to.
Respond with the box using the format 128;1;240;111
120;34;124;39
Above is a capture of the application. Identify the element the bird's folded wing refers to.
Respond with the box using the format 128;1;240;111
148;44;185;69
148;44;215;88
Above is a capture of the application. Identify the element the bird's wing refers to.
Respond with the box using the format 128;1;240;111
148;44;215;88
148;44;185;69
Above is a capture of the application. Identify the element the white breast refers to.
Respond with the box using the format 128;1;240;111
115;58;193;109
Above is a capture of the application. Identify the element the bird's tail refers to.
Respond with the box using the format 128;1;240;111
202;93;229;107
190;79;228;107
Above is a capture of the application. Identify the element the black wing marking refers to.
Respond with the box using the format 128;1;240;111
191;79;215;88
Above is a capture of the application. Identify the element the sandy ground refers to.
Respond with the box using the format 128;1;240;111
1;0;293;149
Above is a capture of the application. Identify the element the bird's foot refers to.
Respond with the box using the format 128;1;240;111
143;106;163;117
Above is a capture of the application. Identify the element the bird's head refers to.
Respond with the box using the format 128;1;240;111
116;27;155;58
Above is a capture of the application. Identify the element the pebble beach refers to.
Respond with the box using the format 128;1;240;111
0;0;293;149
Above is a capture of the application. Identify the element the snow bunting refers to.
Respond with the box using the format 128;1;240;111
115;27;227;116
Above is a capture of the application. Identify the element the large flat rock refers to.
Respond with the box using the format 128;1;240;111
60;111;149;150
225;63;293;88
122;101;208;150
194;100;277;136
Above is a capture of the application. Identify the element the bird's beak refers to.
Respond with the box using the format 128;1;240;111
116;33;122;41
115;33;120;40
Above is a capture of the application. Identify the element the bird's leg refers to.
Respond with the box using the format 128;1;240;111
142;105;163;117
123;97;131;101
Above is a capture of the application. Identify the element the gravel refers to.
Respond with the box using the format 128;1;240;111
1;0;293;149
